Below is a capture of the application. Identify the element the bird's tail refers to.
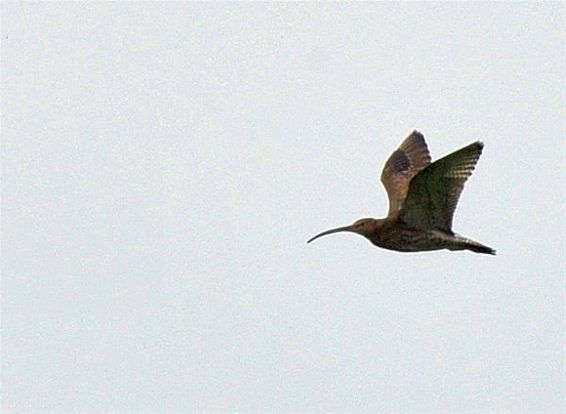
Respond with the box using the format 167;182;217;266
459;237;496;255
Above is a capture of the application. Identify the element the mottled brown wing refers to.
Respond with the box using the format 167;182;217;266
380;131;431;217
399;141;484;232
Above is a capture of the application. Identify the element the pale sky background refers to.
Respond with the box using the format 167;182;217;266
2;3;564;413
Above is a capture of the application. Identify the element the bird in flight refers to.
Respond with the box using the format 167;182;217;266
307;131;495;255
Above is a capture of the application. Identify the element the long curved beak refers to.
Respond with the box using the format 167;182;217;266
307;225;353;244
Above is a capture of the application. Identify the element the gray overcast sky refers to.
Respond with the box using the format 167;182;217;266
2;2;564;413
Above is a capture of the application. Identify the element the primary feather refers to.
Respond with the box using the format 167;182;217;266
380;131;431;218
399;141;484;232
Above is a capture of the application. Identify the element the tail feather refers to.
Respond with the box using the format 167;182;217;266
451;234;496;255
465;242;496;255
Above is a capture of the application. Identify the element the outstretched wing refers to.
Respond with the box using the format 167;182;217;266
380;131;431;217
399;141;484;232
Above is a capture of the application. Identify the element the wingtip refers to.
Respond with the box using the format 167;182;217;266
405;130;427;147
462;140;484;155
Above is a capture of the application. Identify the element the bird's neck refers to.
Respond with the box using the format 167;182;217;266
368;218;387;233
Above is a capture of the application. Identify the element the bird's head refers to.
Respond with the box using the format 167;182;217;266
307;218;381;244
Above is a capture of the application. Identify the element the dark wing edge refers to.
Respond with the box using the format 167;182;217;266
399;141;484;232
380;130;431;217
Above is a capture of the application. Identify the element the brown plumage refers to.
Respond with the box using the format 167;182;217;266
308;131;495;255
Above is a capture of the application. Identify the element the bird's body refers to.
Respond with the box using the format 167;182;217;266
307;131;495;255
366;219;494;254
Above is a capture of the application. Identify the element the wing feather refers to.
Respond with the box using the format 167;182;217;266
399;141;484;232
380;131;431;217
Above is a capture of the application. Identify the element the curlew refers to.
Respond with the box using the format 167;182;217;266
307;131;495;255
